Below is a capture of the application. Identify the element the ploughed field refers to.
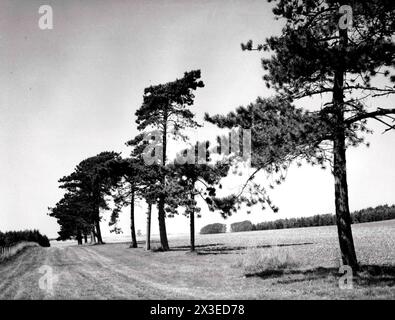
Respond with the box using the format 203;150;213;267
0;219;394;299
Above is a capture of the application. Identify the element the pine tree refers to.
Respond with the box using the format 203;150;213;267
58;151;121;244
170;142;230;251
108;134;162;249
135;70;204;250
207;0;395;270
49;192;93;244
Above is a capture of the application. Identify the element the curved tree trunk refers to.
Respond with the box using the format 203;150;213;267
332;26;358;271
130;188;138;248
333;117;358;271
146;203;152;251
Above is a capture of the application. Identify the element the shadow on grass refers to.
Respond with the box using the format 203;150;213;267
170;242;314;255
196;242;315;255
171;243;225;251
245;265;395;287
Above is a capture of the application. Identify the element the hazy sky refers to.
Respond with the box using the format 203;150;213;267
1;0;394;239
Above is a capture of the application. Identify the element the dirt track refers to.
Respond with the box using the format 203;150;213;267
0;245;195;299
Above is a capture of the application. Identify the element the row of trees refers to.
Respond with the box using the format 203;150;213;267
50;0;395;271
0;230;50;247
49;71;232;252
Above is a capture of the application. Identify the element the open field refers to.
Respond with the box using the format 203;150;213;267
0;219;394;299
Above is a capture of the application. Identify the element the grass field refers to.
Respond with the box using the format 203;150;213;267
0;219;394;299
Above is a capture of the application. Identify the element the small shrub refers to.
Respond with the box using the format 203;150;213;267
237;247;299;275
200;223;226;234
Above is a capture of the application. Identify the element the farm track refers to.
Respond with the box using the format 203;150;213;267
0;245;198;299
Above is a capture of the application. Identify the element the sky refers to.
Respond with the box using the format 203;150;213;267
1;0;394;239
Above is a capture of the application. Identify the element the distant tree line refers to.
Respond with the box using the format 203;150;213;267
253;214;336;231
229;205;395;232
0;230;50;247
351;205;395;224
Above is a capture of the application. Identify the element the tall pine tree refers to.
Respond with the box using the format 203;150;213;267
207;0;395;270
135;70;204;250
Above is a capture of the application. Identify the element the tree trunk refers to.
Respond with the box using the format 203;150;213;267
92;185;103;244
146;203;152;251
130;188;138;248
331;26;358;271
333;120;358;271
90;227;97;244
95;219;103;244
157;112;170;251
76;230;82;245
190;204;195;252
84;234;88;244
158;196;169;251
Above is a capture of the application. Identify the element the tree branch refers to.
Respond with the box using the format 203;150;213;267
345;108;395;125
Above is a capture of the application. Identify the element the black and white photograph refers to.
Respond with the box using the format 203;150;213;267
1;0;394;306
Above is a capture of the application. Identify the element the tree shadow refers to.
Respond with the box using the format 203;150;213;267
170;243;225;252
170;242;314;255
246;264;395;287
